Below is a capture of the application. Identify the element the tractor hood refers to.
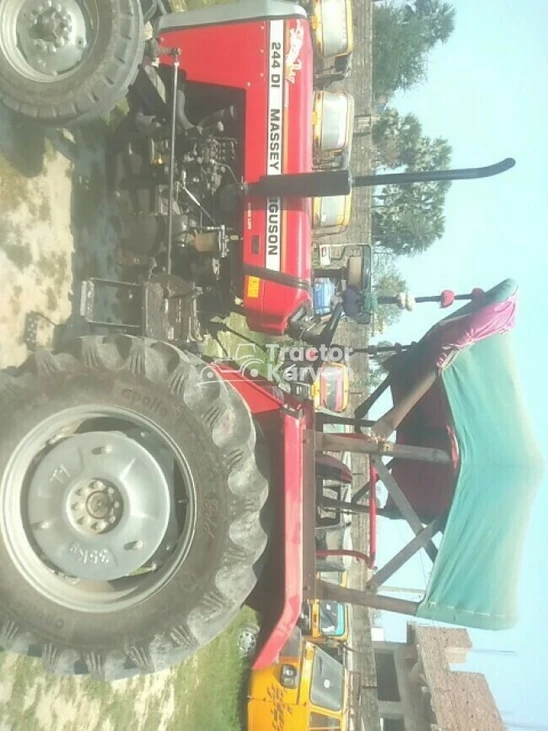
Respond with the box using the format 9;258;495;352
242;17;315;335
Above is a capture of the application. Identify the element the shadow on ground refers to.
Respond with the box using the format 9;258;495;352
0;109;129;354
0;107;47;179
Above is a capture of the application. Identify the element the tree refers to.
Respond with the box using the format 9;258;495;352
372;189;447;255
372;109;452;171
371;255;408;334
372;178;449;255
373;4;428;99
371;110;452;255
364;363;386;389
373;1;456;99
372;109;422;169
413;0;456;46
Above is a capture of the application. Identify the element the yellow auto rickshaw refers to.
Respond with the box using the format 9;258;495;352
312;90;354;170
313;194;352;236
311;362;350;413
248;634;352;730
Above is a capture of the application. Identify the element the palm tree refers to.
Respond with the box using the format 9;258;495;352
415;0;456;46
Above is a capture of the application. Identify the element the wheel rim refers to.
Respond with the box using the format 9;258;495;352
238;627;259;657
0;0;98;82
0;406;198;613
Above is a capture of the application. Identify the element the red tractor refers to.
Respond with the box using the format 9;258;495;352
0;0;533;684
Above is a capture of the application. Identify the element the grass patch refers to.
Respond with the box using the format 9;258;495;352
44;139;58;164
204;313;271;376
0;608;259;730
102;97;130;130
103;697;140;730
36;251;68;291
142;694;164;731
203;314;295;383
172;606;257;731
1;242;33;270
39;195;52;223
6;657;43;726
0;155;32;214
10;285;23;316
46;287;58;312
0;226;33;270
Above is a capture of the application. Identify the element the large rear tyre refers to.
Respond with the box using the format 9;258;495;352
0;0;145;127
0;335;270;680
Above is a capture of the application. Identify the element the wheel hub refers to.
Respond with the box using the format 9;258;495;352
68;479;124;535
15;0;89;76
34;7;72;45
238;627;259;657
27;431;172;581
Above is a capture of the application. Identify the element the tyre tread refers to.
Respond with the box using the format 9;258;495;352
0;335;270;680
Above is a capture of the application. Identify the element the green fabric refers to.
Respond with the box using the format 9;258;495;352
416;332;544;630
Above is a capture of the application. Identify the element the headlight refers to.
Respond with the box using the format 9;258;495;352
280;664;299;688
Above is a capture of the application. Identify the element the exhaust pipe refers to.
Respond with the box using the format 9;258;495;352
243;158;516;199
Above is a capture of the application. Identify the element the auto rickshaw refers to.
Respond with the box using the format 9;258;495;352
313;90;354;170
308;0;354;87
248;628;361;730
311;362;349;413
313;193;352;236
300;598;349;644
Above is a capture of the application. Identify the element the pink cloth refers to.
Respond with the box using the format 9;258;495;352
429;291;518;369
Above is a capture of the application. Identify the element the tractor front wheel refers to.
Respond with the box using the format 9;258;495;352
0;335;270;680
0;0;145;126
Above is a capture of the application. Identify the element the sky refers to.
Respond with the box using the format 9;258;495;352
365;0;548;726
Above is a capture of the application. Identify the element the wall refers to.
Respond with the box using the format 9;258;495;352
414;625;506;731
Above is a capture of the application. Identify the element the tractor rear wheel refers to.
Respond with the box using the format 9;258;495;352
0;0;145;127
0;335;270;680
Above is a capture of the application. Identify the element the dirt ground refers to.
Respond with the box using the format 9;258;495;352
0;105;123;370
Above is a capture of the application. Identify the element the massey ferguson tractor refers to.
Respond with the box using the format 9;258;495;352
0;0;541;686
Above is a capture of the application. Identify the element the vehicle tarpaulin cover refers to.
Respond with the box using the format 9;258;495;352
412;279;544;630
